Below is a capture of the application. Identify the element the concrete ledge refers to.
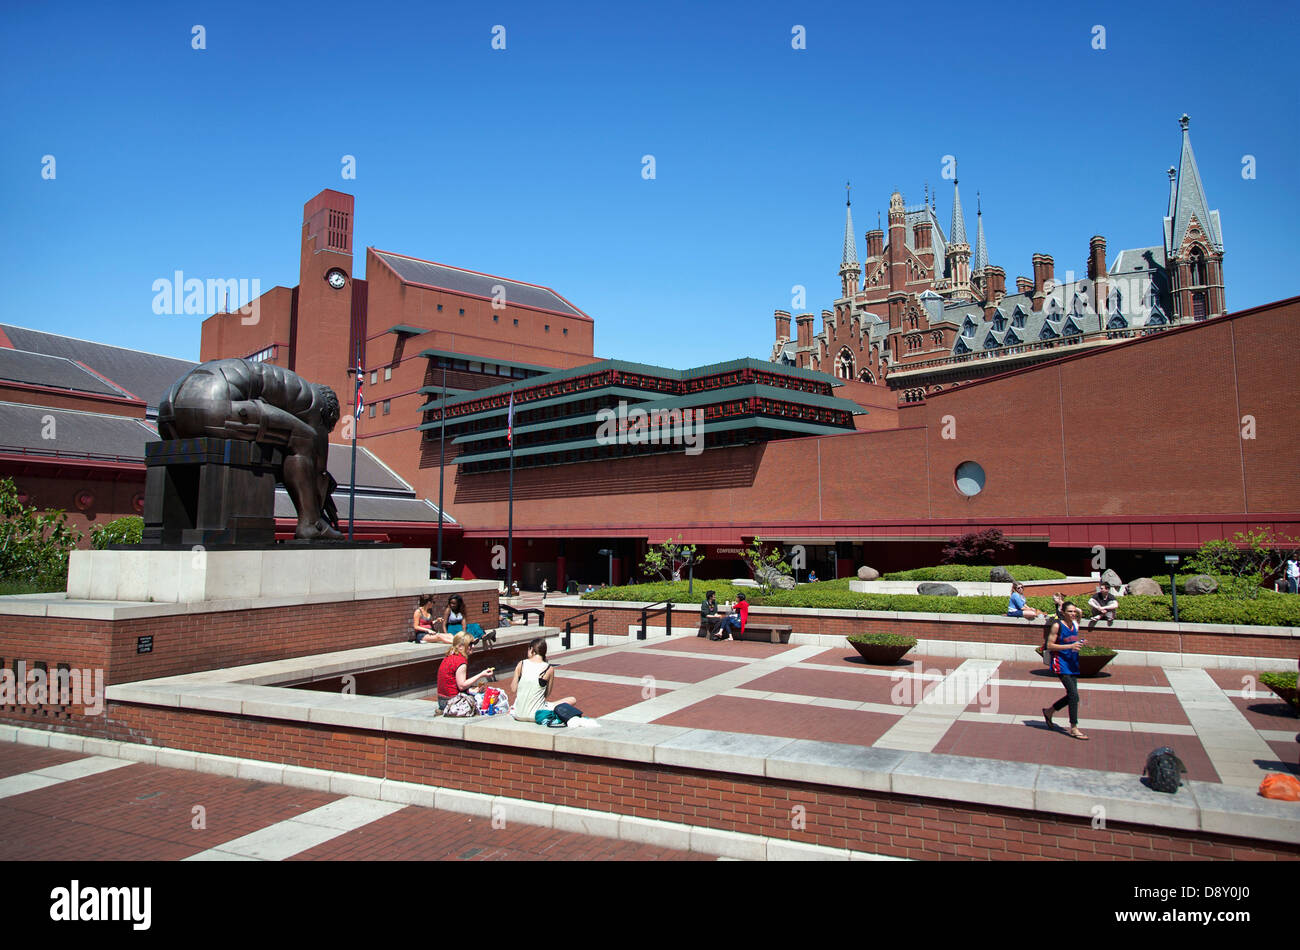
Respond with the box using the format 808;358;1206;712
655;729;797;777
1034;765;1202;831
766;740;908;792
891;751;1039;810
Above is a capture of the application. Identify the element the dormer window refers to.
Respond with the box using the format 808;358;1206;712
992;316;1005;332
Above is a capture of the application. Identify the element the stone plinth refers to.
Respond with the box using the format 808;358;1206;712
68;546;435;604
143;438;280;546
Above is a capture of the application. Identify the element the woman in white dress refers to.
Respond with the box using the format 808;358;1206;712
510;638;575;722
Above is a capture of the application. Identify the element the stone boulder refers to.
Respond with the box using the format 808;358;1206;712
856;566;880;581
1126;577;1163;596
756;566;796;590
989;567;1015;584
1184;574;1218;595
917;582;960;597
1101;569;1123;589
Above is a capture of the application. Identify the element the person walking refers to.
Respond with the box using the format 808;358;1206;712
1286;558;1299;595
1042;602;1088;740
541;578;548;601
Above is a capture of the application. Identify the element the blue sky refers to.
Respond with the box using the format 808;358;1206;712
2;0;1296;366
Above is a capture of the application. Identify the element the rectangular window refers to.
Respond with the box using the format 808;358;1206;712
368;404;375;419
513;318;519;326
437;304;443;312
468;361;482;373
383;400;391;416
370;371;377;384
459;308;465;316
384;367;392;381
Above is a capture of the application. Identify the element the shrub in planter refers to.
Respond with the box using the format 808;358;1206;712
1260;672;1298;711
847;633;917;665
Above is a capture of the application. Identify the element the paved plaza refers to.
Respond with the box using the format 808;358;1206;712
524;637;1299;786
2;633;1295;861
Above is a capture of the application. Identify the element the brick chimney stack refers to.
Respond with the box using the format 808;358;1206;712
774;309;791;341
1088;236;1108;316
796;312;815;348
1016;275;1034;295
865;229;884;259
1031;253;1054;311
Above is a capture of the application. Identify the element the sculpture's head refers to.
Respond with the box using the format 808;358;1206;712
316;385;340;431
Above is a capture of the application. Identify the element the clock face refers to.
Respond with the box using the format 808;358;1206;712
326;268;347;290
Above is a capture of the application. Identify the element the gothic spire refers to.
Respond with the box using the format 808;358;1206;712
1168;114;1223;252
950;174;968;245
842;182;858;265
973;192;987;272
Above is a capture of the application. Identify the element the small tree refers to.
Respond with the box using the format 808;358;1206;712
740;537;793;593
940;528;1013;566
91;516;143;549
0;477;81;586
639;537;703;583
1187;528;1299;600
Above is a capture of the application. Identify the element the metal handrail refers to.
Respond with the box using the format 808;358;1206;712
500;603;544;626
638;600;674;640
562;608;599;650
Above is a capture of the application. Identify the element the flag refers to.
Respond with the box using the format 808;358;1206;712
354;360;364;418
506;391;514;446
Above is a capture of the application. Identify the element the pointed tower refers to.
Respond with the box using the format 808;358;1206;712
839;184;861;299
944;175;971;298
971;193;988;298
1164;115;1226;320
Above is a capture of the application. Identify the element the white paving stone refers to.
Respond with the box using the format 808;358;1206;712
1165;668;1280;788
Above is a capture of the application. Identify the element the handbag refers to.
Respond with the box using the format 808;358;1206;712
442;692;479;718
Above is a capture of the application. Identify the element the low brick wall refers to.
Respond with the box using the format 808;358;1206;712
34;701;1300;861
545;600;1299;662
0;587;500;721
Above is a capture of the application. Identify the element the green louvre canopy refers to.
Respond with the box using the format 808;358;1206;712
427;356;843;410
416;386;653;431
386;324;426;335
417;348;556;375
452;416;854;464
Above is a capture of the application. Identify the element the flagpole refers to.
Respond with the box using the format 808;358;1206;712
348;337;361;542
506;387;515;593
436;363;446;578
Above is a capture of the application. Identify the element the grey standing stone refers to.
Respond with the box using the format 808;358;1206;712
1184;574;1218;595
989;567;1015;583
917;582;959;596
1101;568;1123;588
856;566;880;581
1126;577;1163;596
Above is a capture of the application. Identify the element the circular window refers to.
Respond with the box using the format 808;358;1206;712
954;461;985;497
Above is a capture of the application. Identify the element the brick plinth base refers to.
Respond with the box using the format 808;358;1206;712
30;702;1300;861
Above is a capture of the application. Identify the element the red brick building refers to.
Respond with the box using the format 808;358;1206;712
774;116;1228;404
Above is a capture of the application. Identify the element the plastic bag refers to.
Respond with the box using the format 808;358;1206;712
1258;773;1300;801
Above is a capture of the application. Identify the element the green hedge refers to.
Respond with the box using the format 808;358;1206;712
848;633;916;647
881;565;1066;582
579;583;1299;627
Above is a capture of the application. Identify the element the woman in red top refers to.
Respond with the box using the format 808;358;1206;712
723;592;749;642
436;633;494;712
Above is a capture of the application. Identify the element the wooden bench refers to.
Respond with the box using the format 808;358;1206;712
739;621;792;644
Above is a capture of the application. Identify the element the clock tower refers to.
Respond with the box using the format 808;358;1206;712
296;189;357;405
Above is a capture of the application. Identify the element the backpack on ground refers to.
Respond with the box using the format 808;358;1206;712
1143;746;1188;793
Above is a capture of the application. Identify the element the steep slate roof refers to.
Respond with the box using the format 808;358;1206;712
949;181;968;245
372;250;587;318
842;201;858;264
0;401;157;458
902;203;949;270
1166;116;1223;253
0;325;195;411
278;490;453;525
973;208;988;272
0;348;132;398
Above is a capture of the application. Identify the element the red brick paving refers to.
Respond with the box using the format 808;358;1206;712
0;750;340;860
972;684;1190;725
995;660;1170;688
1206;668;1261;691
1229;695;1299;732
1265;740;1299;775
652;695;898;747
646;636;791;659
560;650;743;684
744;666;934;707
0;744;87;779
932;720;1220;782
798;649;962;673
288;806;707;861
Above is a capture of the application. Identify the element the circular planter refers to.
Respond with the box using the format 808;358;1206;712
1263;683;1299;710
1035;647;1118;677
849;640;914;665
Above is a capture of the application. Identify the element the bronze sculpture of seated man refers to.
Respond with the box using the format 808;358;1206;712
158;359;344;540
